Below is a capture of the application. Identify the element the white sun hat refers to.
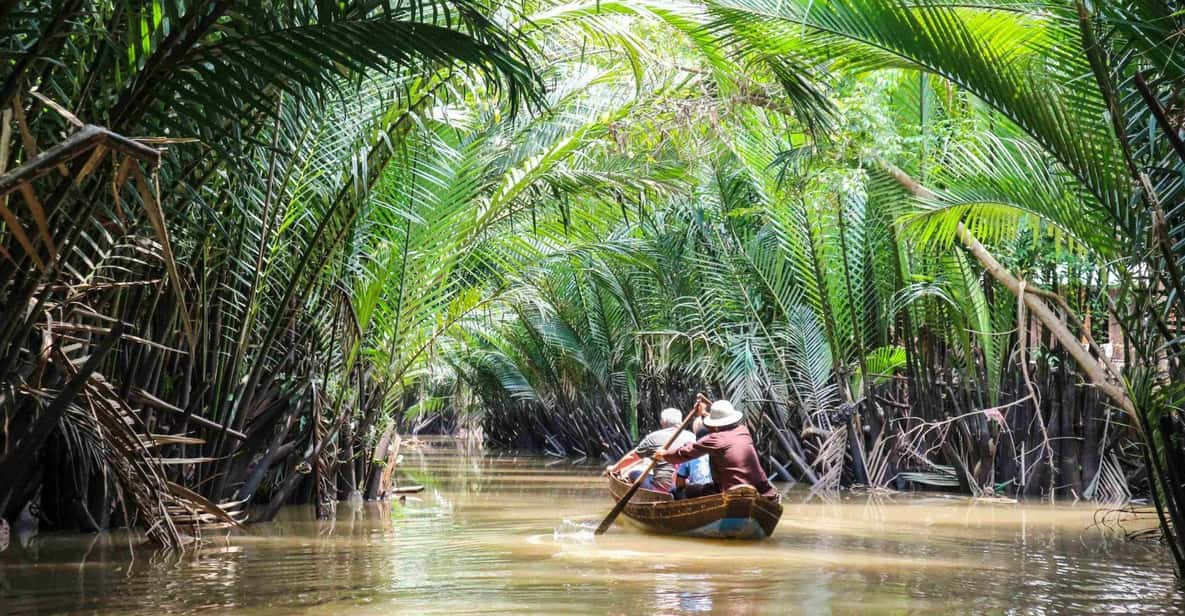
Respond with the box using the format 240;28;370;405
702;399;743;428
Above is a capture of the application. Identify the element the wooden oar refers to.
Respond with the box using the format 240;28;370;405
595;394;707;535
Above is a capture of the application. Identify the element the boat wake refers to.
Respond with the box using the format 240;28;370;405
552;519;597;544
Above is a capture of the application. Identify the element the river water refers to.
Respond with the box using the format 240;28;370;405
1;438;1182;614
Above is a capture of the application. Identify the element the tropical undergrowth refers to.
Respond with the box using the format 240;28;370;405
2;0;1185;579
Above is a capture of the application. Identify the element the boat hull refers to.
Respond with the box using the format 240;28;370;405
606;475;782;539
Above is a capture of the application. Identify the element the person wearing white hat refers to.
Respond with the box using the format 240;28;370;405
654;399;776;499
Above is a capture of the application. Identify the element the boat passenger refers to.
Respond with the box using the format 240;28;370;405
672;417;713;499
654;399;777;499
616;407;696;491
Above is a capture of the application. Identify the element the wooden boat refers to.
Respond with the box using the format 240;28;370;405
606;473;783;539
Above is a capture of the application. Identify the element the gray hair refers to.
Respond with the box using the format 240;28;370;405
659;407;682;428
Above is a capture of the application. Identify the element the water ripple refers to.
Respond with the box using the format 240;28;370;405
1;444;1182;614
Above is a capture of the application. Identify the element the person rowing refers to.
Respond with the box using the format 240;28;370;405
653;399;778;500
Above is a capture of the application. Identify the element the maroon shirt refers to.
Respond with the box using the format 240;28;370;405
664;423;775;496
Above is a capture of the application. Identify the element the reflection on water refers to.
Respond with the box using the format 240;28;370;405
1;438;1181;614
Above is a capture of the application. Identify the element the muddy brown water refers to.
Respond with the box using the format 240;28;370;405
1;439;1182;614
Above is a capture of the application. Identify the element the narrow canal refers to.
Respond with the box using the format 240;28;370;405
2;438;1181;614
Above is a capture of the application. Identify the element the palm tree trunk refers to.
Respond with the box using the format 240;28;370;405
879;161;1135;419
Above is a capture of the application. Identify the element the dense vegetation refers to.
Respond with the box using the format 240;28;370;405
2;0;1185;575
